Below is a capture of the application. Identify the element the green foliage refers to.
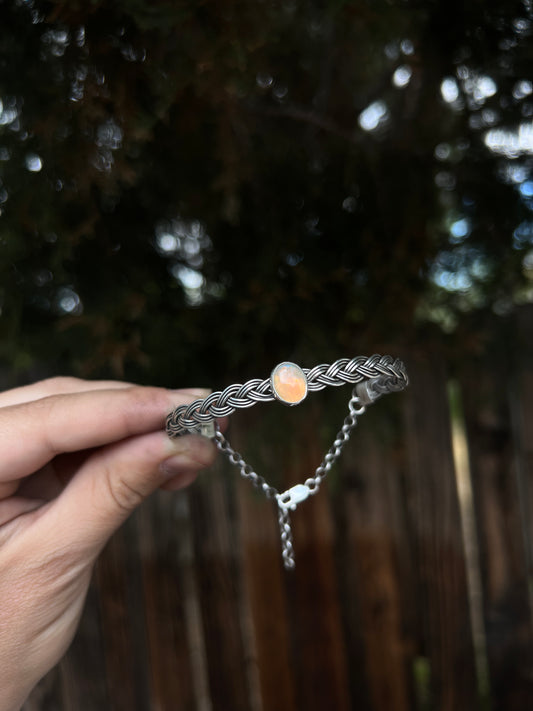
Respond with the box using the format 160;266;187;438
0;0;532;382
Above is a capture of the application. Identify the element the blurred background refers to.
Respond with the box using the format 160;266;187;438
1;0;533;709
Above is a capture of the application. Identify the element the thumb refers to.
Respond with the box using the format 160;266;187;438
45;431;217;554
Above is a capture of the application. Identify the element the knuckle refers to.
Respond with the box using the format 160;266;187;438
40;376;84;393
28;395;64;455
127;386;165;410
121;385;169;421
103;466;147;514
116;385;188;439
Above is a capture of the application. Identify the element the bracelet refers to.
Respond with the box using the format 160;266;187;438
166;355;408;570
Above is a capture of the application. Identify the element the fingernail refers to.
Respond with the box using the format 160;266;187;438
160;453;199;478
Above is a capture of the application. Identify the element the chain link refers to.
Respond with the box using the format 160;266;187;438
214;388;366;570
167;355;408;570
305;393;366;492
278;507;296;570
214;430;279;500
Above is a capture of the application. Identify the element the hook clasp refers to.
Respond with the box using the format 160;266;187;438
277;483;311;511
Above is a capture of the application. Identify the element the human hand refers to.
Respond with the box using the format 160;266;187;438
0;378;217;711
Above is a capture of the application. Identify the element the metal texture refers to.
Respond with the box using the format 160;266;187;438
166;354;408;437
166;355;408;569
213;389;366;569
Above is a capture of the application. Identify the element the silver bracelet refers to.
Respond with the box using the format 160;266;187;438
166;355;408;570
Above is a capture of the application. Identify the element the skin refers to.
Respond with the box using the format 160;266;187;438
0;377;219;711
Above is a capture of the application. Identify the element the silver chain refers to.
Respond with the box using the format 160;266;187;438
213;429;279;500
166;355;408;570
214;389;366;569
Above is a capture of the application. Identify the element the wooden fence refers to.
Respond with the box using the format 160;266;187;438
22;323;533;710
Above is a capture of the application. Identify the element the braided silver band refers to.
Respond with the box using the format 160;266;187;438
166;355;408;437
166;355;408;570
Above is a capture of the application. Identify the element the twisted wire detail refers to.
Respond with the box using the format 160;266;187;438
166;354;408;437
166;353;408;570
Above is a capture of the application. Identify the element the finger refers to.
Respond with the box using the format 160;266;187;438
160;470;201;491
0;376;134;408
0;386;210;483
43;431;216;553
0;496;44;529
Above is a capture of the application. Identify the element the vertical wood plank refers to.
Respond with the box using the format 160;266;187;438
189;463;250;711
461;357;533;710
513;305;533;587
287;494;351;711
95;517;151;711
282;415;352;711
137;491;197;711
499;305;533;708
237;476;297;711
339;421;414;711
403;351;478;710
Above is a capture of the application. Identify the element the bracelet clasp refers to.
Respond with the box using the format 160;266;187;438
277;483;311;511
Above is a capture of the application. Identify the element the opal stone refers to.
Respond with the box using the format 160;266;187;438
271;362;308;405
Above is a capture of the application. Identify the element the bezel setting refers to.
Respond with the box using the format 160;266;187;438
270;361;308;406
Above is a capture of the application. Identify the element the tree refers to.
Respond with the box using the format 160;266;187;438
0;0;532;383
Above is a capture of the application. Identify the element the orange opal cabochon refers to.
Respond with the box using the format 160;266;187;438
271;362;308;405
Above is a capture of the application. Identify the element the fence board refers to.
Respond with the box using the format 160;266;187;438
188;465;250;710
403;352;478;710
237;479;297;711
283;491;351;711
284;415;352;711
95;518;151;711
460;358;533;710
137;492;197;711
513;306;533;583
338;422;413;711
501;309;533;708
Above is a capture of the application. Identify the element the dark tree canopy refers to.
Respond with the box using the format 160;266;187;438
0;0;532;383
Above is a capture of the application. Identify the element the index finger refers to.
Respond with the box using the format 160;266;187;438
0;386;209;483
0;377;134;408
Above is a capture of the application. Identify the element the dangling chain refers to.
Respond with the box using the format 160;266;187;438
167;355;409;570
214;389;366;569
